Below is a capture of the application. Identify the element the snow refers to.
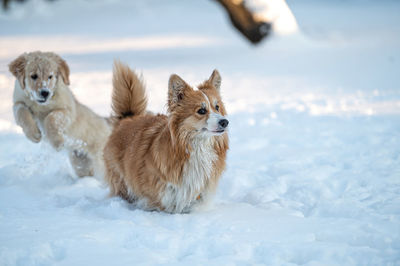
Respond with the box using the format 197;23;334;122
0;0;400;265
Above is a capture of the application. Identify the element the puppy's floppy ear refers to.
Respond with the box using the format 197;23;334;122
47;52;70;85
58;57;70;85
208;69;221;91
9;54;27;89
168;74;191;112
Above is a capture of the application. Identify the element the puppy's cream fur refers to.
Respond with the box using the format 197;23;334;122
104;61;229;213
9;51;111;177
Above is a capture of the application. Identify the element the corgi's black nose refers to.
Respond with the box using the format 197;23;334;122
219;119;229;128
40;90;49;99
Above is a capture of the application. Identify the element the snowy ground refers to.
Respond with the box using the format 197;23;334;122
0;0;400;265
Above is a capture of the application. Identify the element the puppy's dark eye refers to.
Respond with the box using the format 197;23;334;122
197;108;207;115
31;74;38;80
216;105;220;111
48;75;53;79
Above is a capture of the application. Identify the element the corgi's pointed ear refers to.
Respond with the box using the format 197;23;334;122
208;69;221;91
168;74;191;111
9;54;27;89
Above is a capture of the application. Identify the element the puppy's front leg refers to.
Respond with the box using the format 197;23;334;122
44;109;71;151
13;102;42;143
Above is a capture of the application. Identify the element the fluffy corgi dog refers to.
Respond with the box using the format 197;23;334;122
9;51;112;178
104;61;229;213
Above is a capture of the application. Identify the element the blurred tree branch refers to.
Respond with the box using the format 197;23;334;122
2;0;55;10
3;0;25;10
2;0;272;45
214;0;271;44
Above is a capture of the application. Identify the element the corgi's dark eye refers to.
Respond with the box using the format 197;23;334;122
48;75;53;79
31;74;38;80
215;105;220;111
197;108;207;115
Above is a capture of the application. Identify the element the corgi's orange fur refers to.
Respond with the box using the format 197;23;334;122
104;61;229;213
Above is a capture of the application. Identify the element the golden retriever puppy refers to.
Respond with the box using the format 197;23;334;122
104;61;229;213
9;51;112;178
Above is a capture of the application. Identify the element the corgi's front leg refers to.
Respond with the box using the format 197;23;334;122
13;102;42;143
44;109;71;151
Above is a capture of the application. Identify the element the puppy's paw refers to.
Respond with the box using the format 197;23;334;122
49;135;64;151
24;125;42;143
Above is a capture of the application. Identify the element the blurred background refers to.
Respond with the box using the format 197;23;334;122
0;0;399;122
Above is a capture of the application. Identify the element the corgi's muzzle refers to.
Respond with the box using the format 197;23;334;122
218;119;229;129
204;113;229;135
215;118;229;133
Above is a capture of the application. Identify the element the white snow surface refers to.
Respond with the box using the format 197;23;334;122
0;0;400;265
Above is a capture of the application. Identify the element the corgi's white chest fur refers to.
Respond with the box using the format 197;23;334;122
161;136;217;213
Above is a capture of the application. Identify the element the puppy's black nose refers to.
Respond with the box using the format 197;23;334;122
40;90;49;98
219;119;229;128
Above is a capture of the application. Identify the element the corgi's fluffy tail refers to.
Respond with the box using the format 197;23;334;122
111;60;147;122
